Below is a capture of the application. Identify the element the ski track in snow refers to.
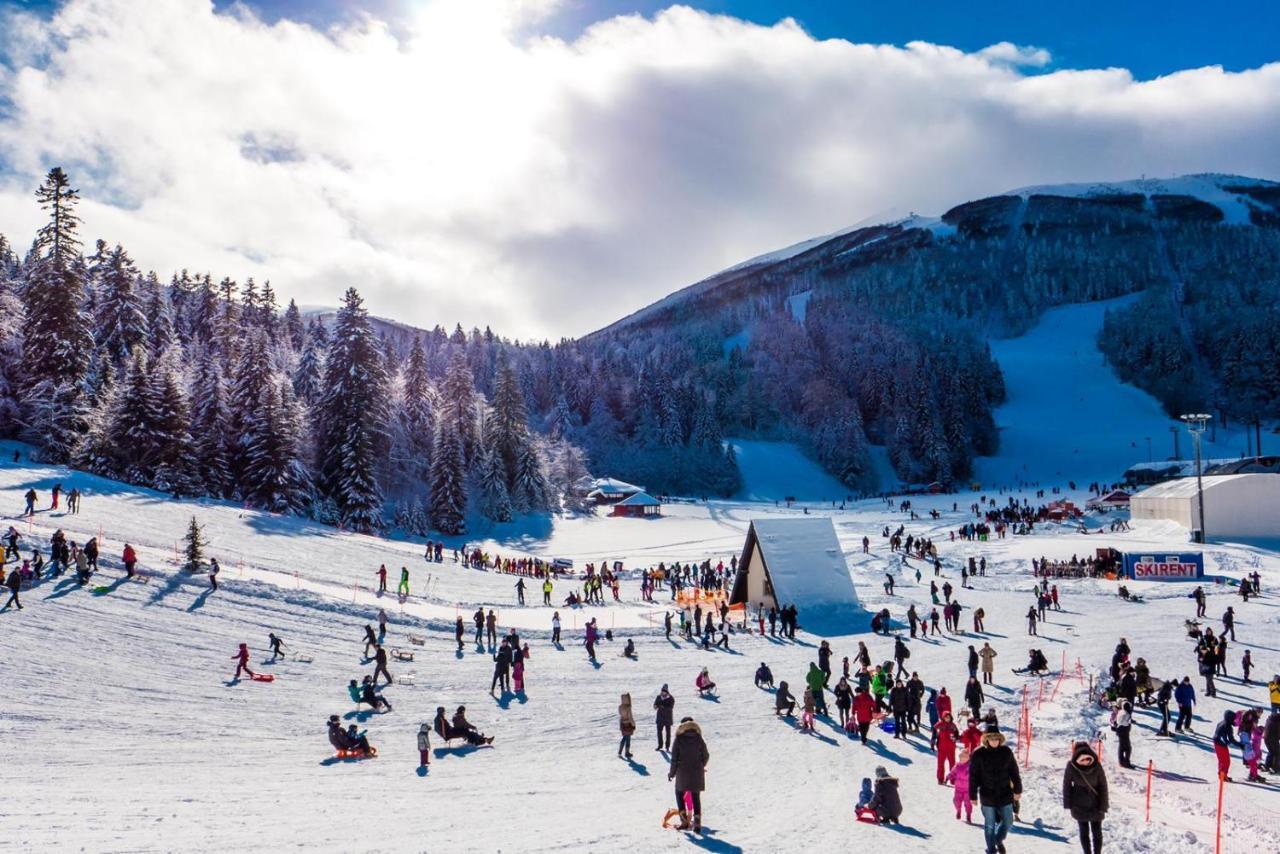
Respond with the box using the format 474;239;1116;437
2;443;1279;852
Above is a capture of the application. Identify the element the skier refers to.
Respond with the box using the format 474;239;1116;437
1062;741;1108;854
618;693;636;759
668;716;709;832
654;684;675;750
968;726;1022;854
398;567;410;598
232;643;254;680
375;564;387;593
268;632;285;661
208;557;220;591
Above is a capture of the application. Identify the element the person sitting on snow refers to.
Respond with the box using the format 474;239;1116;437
755;662;774;689
361;676;392;712
345;724;374;755
696;668;717;696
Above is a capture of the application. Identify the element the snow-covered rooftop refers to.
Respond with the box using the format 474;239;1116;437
749;517;858;611
615;491;661;507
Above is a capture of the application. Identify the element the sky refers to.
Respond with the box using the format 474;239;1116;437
1;0;1278;340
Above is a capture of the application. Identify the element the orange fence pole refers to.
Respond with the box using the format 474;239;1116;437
1215;772;1225;854
1145;760;1153;823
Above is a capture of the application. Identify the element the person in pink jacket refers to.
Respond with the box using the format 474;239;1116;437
946;746;973;822
1239;709;1266;782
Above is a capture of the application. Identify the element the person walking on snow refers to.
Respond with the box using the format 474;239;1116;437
969;726;1022;854
22;488;36;516
4;527;20;560
398;567;410;598
948;747;974;822
377;608;388;642
486;609;498;647
1063;741;1108;854
1;564;23;610
208;557;220;591
542;577;552;605
50;483;61;511
618;693;636;759
268;632;285;661
668;716;709;832
372;643;393;685
232;643;254;680
933;711;959;782
1214;709;1239;780
654;684;676;750
122;543;138;579
417;722;431;769
363;624;379;657
1027;606;1038;636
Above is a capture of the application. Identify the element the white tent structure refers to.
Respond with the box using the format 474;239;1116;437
1130;474;1280;539
728;517;859;612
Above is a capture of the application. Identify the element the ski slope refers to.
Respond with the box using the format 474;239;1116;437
973;297;1250;488
3;447;1279;853
728;439;850;503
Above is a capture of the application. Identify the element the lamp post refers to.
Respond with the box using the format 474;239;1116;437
1180;413;1212;543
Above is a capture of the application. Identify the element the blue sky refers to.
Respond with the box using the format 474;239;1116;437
14;0;1274;78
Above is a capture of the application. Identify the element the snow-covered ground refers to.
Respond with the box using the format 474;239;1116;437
973;297;1251;488
3;440;1279;853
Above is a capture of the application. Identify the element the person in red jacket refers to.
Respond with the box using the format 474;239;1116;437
850;686;878;745
375;564;387;593
936;687;953;722
960;717;983;752
122;544;138;579
932;711;960;783
232;643;255;680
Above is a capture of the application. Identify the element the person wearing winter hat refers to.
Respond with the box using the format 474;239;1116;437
618;693;636;759
947;746;973;822
969;727;1021;854
417;722;431;768
232;643;254;680
668;716;709;832
654;684;675;751
1063;741;1108;854
868;766;903;824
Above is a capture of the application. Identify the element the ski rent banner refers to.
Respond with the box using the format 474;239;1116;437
1121;552;1204;581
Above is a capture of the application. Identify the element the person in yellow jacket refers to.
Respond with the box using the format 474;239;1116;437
1269;675;1280;713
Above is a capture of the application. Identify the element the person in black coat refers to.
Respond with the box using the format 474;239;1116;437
654;685;675;750
1063;741;1108;854
490;640;513;694
968;645;980;679
775;680;796;716
754;662;774;689
669;717;709;832
965;676;985;718
869;766;903;824
888;681;910;739
969;728;1022;854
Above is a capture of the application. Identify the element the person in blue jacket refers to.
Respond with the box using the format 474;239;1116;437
1174;677;1197;734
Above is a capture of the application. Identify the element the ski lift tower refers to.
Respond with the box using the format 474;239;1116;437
1179;413;1212;543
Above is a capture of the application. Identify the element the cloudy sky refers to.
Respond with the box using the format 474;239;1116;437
1;1;1278;340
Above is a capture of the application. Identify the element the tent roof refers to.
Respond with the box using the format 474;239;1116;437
590;477;644;494
616;491;661;506
1132;474;1258;500
739;517;858;610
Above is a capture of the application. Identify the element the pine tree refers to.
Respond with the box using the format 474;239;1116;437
440;350;479;465
550;440;592;514
240;378;311;513
190;348;234;498
315;288;389;532
396;334;436;479
0;261;26;435
183;515;206;572
428;417;467;534
21;167;92;461
477;440;513;523
283;298;305;351
229;331;275;494
91;243;147;368
144;273;175;359
512;436;549;511
292;328;326;406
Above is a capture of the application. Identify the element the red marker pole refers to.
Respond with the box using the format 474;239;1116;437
1214;772;1225;854
1145;760;1153;823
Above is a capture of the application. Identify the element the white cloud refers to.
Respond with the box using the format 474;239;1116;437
0;1;1278;339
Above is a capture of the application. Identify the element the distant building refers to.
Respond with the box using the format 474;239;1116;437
1130;473;1280;540
586;477;645;504
1085;489;1131;511
609;491;662;518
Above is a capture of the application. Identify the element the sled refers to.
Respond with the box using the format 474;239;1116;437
392;648;414;662
292;653;314;664
879;718;896;734
91;585;112;594
408;634;425;646
661;808;684;830
399;672;416;686
855;807;879;824
251;673;275;683
335;747;376;760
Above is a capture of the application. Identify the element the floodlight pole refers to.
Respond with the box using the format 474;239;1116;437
1180;414;1212;543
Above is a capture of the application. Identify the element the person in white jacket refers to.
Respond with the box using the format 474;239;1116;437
417;723;431;768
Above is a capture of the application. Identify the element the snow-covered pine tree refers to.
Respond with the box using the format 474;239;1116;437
477;442;513;523
490;354;527;488
396;334;436;480
182;515;206;572
283;298;304;351
91;243;147;368
315;288;389;532
240;378;311;513
229;331;275;494
550;440;591;514
512;435;549;512
440;349;479;465
190;348;234;498
21;167;92;461
144;273;175;360
428;417;467;534
292;326;326;406
259;281;280;338
0;256;26;434
149;352;199;496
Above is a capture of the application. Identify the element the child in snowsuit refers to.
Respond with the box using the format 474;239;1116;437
856;777;873;810
417;723;431;768
947;747;973;821
232;643;254;680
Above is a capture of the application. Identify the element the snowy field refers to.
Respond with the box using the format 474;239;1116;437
4;299;1280;853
